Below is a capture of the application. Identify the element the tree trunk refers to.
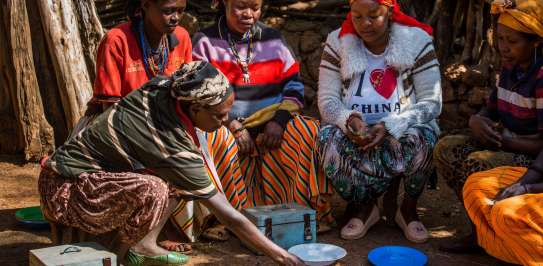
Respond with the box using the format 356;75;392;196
37;0;94;130
0;0;54;160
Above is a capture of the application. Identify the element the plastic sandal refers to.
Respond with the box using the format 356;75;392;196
125;249;189;266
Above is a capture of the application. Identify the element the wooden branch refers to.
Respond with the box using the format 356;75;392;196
471;0;484;62
37;0;94;129
461;0;476;63
426;0;443;25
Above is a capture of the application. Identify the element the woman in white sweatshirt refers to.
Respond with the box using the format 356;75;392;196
317;0;442;243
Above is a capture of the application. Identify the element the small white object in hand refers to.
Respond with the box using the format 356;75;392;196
485;198;496;206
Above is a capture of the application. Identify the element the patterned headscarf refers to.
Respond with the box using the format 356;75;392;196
171;61;233;106
341;0;433;38
491;0;543;38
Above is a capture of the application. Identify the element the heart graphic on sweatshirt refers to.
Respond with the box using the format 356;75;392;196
369;67;398;99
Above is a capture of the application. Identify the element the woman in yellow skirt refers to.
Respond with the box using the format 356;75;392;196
464;148;543;265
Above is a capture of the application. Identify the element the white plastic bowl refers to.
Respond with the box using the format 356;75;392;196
288;243;347;266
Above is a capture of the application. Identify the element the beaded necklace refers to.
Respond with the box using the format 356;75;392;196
218;16;254;83
137;19;169;78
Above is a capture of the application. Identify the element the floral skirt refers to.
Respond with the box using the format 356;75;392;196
318;125;437;204
39;168;173;244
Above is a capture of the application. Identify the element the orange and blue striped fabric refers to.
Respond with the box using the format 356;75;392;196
464;167;543;266
239;116;334;223
205;126;249;210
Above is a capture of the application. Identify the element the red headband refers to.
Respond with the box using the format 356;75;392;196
340;0;433;38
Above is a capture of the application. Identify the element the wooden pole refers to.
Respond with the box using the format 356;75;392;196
0;0;54;160
37;0;94;130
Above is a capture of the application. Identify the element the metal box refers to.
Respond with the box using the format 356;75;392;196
29;242;116;266
242;203;317;250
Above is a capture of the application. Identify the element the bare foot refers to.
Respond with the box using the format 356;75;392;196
158;240;192;254
131;242;170;257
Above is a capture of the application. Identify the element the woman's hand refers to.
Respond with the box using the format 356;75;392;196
346;115;372;147
260;121;285;150
278;252;305;266
229;120;255;155
469;114;502;148
362;122;389;151
494;182;530;202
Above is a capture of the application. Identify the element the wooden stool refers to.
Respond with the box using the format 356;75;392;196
48;220;129;262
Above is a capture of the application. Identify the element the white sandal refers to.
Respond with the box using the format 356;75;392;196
340;205;380;240
394;209;429;243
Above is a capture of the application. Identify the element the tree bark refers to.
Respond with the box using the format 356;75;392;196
26;0;69;145
0;0;54;160
37;0;94;130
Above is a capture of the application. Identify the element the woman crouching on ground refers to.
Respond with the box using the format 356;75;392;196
39;61;303;266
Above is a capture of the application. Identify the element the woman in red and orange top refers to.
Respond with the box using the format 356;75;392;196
91;0;191;108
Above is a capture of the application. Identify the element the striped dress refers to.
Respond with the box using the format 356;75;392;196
464;167;543;266
191;18;334;224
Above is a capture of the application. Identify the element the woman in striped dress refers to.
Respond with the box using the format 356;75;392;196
40;61;304;266
89;0;246;247
192;0;334;228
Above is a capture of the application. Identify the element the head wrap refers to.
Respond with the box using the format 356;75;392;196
491;0;543;38
170;61;233;106
340;0;433;38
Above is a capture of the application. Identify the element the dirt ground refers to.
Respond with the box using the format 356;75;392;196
0;157;501;266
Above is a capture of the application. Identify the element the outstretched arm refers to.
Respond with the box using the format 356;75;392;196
201;193;303;266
